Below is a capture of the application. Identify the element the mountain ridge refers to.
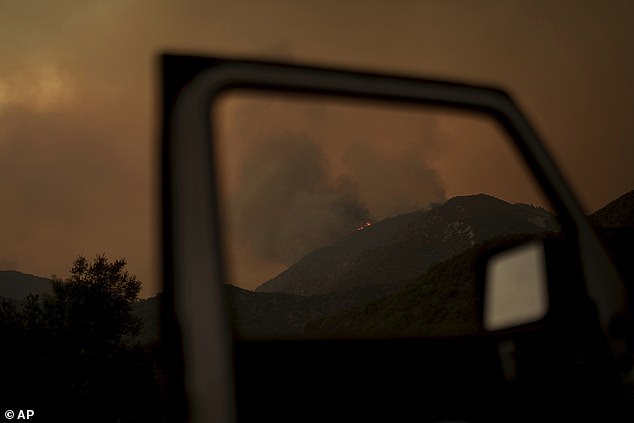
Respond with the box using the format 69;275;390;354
304;190;634;338
0;270;53;301
592;189;634;229
256;193;558;296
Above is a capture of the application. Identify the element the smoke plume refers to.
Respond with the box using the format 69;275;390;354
228;134;369;265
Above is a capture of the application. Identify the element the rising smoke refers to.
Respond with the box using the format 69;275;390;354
229;133;369;265
341;140;446;220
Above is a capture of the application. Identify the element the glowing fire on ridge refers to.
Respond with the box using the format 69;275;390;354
356;221;372;231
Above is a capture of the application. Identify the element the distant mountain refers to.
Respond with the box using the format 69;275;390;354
306;191;634;338
591;189;634;293
0;270;52;301
592;189;634;229
256;194;558;296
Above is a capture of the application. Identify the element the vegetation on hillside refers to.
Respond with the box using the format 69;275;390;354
304;233;551;338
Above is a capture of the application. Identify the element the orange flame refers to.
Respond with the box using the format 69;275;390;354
356;222;372;231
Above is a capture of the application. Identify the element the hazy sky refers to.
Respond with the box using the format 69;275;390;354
1;1;633;296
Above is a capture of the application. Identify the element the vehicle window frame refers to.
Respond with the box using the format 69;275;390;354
160;54;624;423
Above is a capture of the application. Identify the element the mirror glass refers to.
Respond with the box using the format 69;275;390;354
484;240;549;331
212;91;556;339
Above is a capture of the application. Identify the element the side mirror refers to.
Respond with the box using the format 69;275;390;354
483;240;549;331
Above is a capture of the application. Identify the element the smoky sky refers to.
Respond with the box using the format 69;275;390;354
2;1;634;294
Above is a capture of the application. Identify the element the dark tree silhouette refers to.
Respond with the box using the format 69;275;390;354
0;255;160;423
44;255;142;347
